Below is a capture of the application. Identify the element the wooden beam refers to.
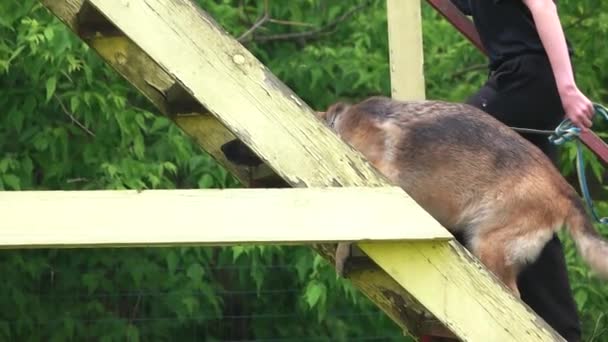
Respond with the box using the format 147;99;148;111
40;0;429;336
0;188;451;249
361;241;566;341
82;0;387;188
40;0;280;187
39;1;565;340
386;0;426;100
425;0;486;54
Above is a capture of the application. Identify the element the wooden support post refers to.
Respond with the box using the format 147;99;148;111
386;0;426;101
0;187;451;248
39;1;566;340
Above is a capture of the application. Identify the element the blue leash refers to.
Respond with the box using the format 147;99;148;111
547;103;608;224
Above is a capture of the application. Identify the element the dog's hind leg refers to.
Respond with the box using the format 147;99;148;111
470;231;522;298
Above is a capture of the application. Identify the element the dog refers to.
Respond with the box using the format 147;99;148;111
315;96;608;297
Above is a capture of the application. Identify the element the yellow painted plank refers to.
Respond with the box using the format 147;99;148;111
386;0;426;100
40;0;430;334
39;1;564;340
0;188;451;249
360;241;566;341
87;0;391;189
40;1;272;187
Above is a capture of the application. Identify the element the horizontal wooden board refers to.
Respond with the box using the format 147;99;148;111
0;187;451;248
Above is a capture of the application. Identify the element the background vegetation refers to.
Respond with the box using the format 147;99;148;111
1;0;607;340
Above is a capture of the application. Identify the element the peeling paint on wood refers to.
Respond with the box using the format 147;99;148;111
38;0;566;340
360;240;566;341
42;0;260;186
40;0;435;334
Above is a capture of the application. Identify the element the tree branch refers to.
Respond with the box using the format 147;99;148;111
450;63;487;79
239;1;372;44
237;0;270;42
54;94;96;137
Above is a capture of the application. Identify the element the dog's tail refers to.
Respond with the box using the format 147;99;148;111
565;197;608;278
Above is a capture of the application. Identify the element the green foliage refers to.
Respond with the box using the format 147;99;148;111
1;0;608;341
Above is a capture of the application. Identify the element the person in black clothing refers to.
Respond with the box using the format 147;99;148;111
448;1;595;341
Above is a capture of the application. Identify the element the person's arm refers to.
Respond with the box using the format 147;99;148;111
522;0;594;130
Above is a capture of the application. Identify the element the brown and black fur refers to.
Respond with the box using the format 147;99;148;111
320;96;608;297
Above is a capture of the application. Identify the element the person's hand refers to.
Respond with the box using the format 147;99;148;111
560;85;595;131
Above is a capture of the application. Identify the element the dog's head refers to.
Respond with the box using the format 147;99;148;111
315;102;352;131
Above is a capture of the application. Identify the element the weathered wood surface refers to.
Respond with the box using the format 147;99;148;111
386;0;426;101
362;241;564;341
0;187;451;248
39;0;430;336
39;0;565;340
85;0;395;188
41;1;278;187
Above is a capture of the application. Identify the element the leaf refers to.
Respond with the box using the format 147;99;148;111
150;117;169;133
575;290;589;308
126;324;140;342
197;174;215;188
82;272;101;294
8;105;24;133
8;45;25;63
232;246;246;262
63;317;75;340
186;263;204;283
133;133;145;159
295;256;311;282
130;263;145;287
45;76;56;103
162;162;177;175
43;26;54;41
2;174;20;190
181;297;198;315
0;159;9;173
0;320;9;340
304;281;326;309
70;96;80;112
166;251;178;275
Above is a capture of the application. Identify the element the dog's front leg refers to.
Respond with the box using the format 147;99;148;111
335;242;352;277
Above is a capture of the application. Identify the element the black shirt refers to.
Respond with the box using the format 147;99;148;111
451;0;573;70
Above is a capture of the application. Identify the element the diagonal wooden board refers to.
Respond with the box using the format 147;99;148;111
38;0;566;340
0;187;451;248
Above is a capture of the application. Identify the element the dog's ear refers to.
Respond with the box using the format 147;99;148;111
320;102;351;127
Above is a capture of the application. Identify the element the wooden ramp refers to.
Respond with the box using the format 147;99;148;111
24;1;566;340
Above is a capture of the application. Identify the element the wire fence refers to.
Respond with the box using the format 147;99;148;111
0;249;409;341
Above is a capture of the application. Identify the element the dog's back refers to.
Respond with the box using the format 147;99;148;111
322;96;608;295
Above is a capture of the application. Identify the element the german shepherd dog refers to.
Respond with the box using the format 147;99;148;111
316;96;608;297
